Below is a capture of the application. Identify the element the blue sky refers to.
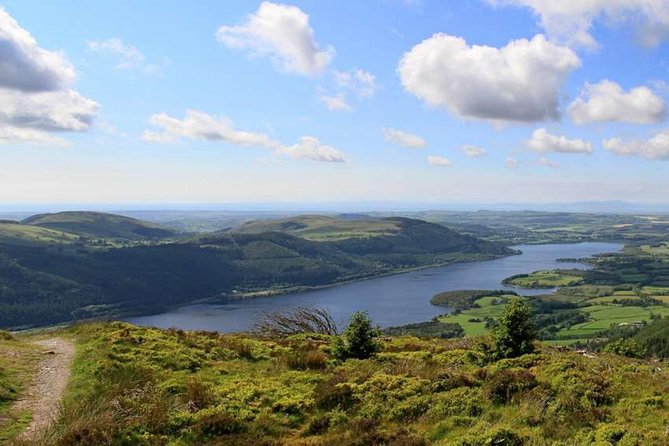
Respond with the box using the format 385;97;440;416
1;0;669;205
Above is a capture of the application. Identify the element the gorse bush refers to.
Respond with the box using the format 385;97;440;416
332;311;380;360
491;298;536;360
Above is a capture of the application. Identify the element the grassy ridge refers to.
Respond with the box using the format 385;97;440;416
23;211;174;240
233;215;400;241
20;322;669;445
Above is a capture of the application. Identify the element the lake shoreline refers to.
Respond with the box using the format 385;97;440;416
126;242;623;332
116;251;518;321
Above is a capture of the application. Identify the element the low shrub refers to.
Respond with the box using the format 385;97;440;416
483;368;537;404
284;349;328;370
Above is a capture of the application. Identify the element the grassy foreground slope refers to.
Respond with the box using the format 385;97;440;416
16;322;669;446
23;211;175;240
0;333;41;443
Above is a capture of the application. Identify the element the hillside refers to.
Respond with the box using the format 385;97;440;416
5;322;669;445
0;222;79;246
22;211;174;240
0;216;512;329
234;215;400;241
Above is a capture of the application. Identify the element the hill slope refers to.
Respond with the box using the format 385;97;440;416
22;211;174;240
234;215;400;241
0;222;79;246
13;322;669;445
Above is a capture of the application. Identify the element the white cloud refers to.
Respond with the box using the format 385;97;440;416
276;136;347;162
461;145;487;157
318;92;352;111
398;34;580;123
142;109;280;148
0;7;76;92
143;109;347;163
319;69;377;112
334;69;377;98
569;80;666;125
538;156;559;168
87;38;165;75
383;128;427;148
0;8;97;145
528;128;593;154
216;1;333;76
0;126;70;146
427;155;453;166
0;89;98;132
603;130;669;160
487;0;669;48
505;157;519;168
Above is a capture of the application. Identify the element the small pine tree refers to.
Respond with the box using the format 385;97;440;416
492;297;536;360
332;311;380;360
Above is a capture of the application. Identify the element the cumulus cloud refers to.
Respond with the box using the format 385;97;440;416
0;8;97;145
528;128;593;154
603;130;669;160
276;136;347;162
486;0;669;48
318;92;352;111
0;7;76;92
142;109;280;148
569;80;666;125
334;69;377;98
143;109;347;163
87;38;165;75
398;34;580;123
0;89;98;132
319;69;377;112
461;145;487;158
383;128;427;148
216;1;333;76
427;155;453;166
0;126;70;146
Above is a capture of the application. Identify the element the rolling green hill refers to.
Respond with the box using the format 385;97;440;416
234;215;400;241
22;211;175;240
0;222;79;246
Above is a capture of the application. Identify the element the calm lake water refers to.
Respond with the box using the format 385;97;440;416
126;242;622;332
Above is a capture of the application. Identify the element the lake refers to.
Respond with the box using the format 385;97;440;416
126;242;622;332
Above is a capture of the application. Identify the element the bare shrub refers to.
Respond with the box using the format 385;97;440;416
252;307;339;337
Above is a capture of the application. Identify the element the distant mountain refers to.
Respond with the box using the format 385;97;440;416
22;211;175;240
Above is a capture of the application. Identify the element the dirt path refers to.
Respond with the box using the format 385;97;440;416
13;338;75;441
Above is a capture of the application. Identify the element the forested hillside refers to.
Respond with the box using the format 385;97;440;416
0;214;512;329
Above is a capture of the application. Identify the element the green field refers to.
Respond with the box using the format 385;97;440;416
438;295;515;336
503;270;584;288
557;305;669;338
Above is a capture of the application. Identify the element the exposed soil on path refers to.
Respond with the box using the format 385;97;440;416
13;338;75;441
